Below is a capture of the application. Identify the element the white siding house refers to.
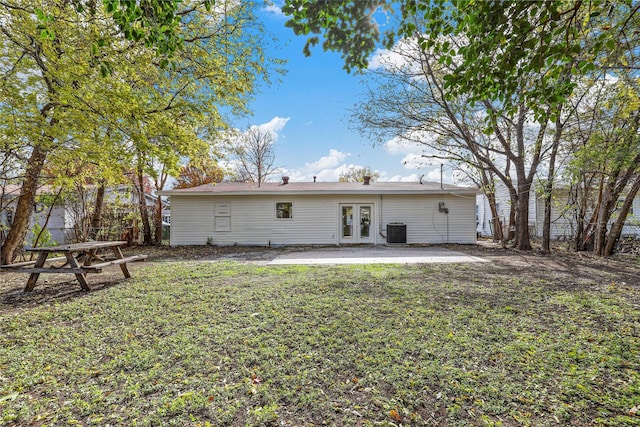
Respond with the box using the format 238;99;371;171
0;182;169;246
159;180;479;246
534;189;640;239
476;183;640;240
1;185;72;245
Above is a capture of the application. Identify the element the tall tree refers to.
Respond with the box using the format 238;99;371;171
352;29;569;249
566;78;640;256
0;1;87;263
284;0;638;253
284;1;637;113
232;127;280;185
0;0;279;262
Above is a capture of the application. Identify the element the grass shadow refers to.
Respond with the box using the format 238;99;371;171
0;277;127;313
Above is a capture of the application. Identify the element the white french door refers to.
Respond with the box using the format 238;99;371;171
339;204;373;244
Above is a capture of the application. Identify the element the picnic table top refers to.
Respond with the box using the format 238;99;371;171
26;241;129;253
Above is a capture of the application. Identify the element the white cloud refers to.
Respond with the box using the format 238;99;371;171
383;131;441;156
384;136;423;155
282;148;410;182
278;149;457;185
368;38;420;72
277;149;351;182
255;116;290;140
379;173;420;182
425;168;446;183
401;154;427;169
262;1;285;17
304;149;350;172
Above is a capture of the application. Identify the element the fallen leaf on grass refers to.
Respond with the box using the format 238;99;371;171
630;406;638;416
389;409;402;421
0;392;18;402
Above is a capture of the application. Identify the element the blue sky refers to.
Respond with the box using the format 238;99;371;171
227;3;453;184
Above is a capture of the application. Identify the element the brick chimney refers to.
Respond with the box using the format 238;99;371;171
363;176;371;185
281;176;289;185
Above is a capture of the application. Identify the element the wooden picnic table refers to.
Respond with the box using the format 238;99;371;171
0;241;147;292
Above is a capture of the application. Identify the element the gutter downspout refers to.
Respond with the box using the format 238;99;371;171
378;194;386;239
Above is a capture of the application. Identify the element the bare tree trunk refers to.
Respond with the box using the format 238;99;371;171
541;188;554;253
571;184;587;251
603;176;640;256
514;180;533;250
89;182;106;240
136;165;153;245
0;146;46;265
542;119;562;253
579;175;605;252
153;169;168;245
506;186;518;243
154;197;163;244
594;184;615;256
486;192;504;242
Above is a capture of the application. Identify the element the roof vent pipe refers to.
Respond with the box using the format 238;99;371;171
363;176;371;185
281;176;289;185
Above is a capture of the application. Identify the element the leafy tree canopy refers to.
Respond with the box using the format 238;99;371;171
283;0;639;119
28;0;216;64
174;159;226;189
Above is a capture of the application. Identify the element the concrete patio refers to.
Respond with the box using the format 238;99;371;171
268;246;488;265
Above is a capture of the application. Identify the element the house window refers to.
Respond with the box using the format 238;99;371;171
276;202;293;219
214;202;231;232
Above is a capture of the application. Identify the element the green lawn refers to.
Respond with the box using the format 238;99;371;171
1;260;639;426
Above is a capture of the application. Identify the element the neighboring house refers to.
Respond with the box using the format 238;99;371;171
476;183;640;240
158;177;479;246
532;187;640;240
476;183;537;238
0;181;169;245
1;185;71;245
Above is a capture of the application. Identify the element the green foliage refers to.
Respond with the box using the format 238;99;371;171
31;0;217;62
283;0;391;73
1;0;282;259
29;223;57;248
1;261;639;425
408;1;638;120
283;0;638;120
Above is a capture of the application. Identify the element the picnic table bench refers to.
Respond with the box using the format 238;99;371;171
1;241;147;292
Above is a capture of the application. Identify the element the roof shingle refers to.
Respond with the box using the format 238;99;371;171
159;181;478;195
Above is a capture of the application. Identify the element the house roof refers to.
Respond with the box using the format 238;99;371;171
158;181;479;196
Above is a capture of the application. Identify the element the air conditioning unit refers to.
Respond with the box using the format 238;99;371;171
387;223;407;244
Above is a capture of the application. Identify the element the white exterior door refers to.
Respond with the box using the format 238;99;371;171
340;204;374;244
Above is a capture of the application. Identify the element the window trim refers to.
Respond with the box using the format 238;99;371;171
214;202;231;232
275;202;293;219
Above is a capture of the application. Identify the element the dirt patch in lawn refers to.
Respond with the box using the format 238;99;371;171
1;243;638;311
